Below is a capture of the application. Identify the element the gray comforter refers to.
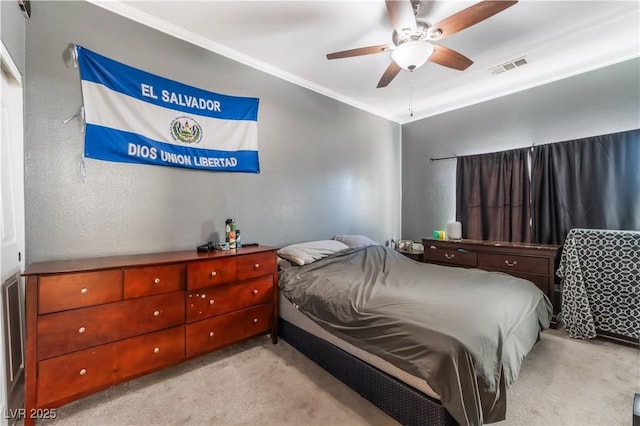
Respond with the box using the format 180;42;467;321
279;245;552;426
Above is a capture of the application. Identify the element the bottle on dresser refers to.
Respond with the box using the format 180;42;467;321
225;218;236;249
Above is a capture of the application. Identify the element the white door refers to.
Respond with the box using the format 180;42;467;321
1;42;26;426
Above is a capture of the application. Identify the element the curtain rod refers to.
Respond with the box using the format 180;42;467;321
430;155;457;162
430;144;540;162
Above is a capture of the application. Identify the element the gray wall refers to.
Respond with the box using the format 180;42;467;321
402;58;640;241
24;1;401;263
1;0;25;73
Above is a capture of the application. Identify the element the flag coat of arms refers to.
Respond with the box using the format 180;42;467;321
77;45;260;173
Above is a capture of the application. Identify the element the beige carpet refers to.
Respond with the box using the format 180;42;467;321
31;327;638;426
496;327;639;426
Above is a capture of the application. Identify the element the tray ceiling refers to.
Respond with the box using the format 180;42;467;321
90;1;640;124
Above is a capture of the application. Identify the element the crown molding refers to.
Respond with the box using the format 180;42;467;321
86;0;401;123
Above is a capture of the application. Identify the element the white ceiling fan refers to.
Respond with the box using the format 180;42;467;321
326;0;519;88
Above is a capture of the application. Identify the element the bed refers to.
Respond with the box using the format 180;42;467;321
277;239;552;426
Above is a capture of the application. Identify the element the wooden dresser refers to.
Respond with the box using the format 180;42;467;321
22;246;277;426
421;238;560;322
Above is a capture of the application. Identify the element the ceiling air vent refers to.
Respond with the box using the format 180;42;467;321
490;56;528;75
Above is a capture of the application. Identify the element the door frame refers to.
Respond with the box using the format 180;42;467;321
1;40;26;426
1;43;22;88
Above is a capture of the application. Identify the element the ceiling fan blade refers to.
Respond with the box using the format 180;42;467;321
326;44;392;60
429;0;518;41
428;45;473;71
377;62;402;88
385;0;417;35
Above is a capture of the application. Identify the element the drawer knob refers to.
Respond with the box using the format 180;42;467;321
211;271;217;277
153;310;160;317
209;331;215;337
444;253;455;259
253;318;258;324
209;299;215;305
429;245;437;250
79;369;87;376
252;289;258;295
78;326;86;334
254;263;260;269
505;260;518;267
154;278;161;284
153;347;160;354
80;287;88;294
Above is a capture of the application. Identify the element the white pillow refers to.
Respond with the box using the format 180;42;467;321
277;240;350;266
332;234;379;249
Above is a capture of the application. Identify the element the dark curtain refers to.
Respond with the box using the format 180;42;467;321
531;129;640;245
456;148;531;242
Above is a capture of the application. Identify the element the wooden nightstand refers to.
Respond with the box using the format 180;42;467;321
396;248;424;262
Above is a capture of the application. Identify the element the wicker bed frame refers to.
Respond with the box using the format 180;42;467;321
278;318;457;426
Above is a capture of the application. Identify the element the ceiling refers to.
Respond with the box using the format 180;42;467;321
90;1;640;124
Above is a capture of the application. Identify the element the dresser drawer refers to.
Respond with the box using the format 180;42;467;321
185;276;274;323
477;253;548;275
236;251;276;281
36;325;185;408
124;263;186;299
186;303;273;358
187;258;236;290
38;270;123;314
424;246;477;267
37;292;185;360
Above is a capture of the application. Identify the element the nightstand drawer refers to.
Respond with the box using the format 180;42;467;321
124;263;186;299
236;252;276;281
424;246;477;267
187;258;236;290
186;303;273;358
37;292;185;360
38;270;123;314
478;253;547;275
397;249;423;262
36;326;185;407
185;275;274;323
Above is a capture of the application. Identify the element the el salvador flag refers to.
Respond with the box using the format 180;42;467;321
77;45;260;173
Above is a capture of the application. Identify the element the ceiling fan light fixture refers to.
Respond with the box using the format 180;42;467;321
392;41;434;71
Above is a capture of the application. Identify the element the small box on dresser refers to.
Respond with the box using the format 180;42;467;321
23;246;277;426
